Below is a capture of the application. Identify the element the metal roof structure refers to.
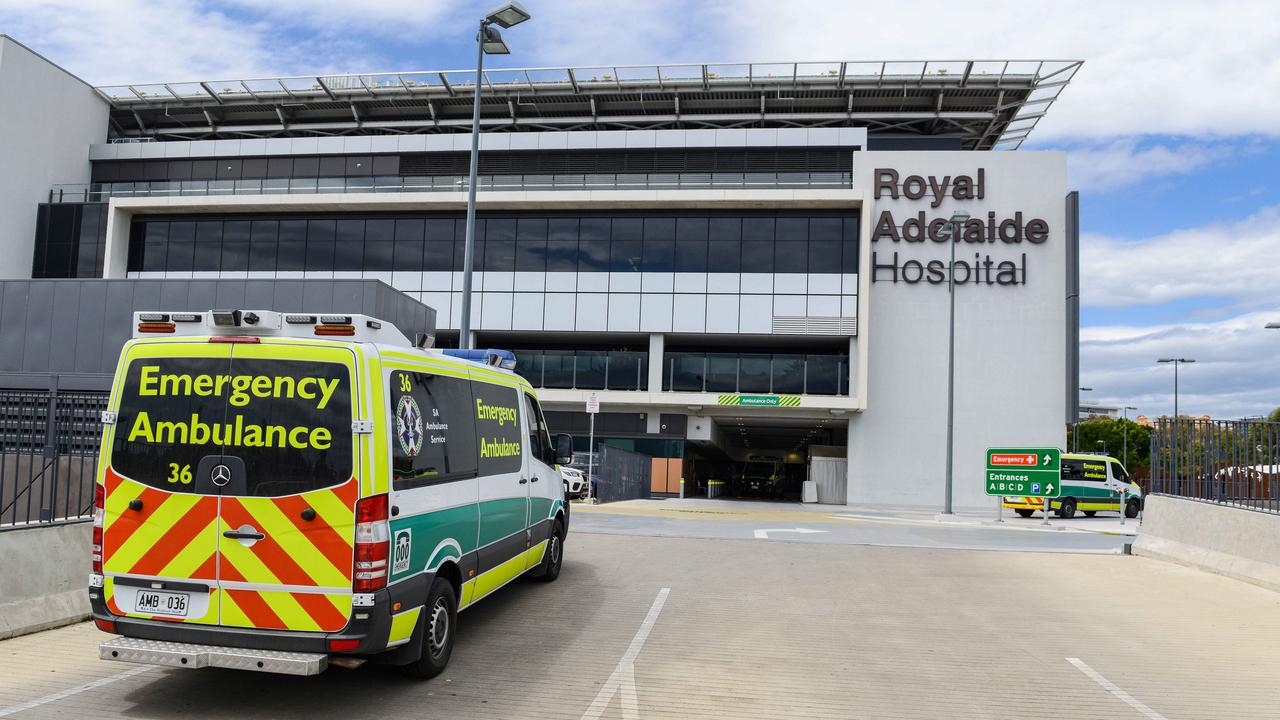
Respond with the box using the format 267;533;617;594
97;60;1081;150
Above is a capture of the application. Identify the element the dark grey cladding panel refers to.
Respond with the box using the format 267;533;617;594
0;279;431;391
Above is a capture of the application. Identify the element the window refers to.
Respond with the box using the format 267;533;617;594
546;218;578;272
578;218;609;272
393;218;425;271
167;221;195;272
674;217;708;272
142;222;168;272
773;217;806;273
484;218;516;272
641;217;675;272
1061;460;1082;480
610;218;642;272
472;381;523;475
707;217;741;273
523;392;554;466
112;357;354;497
334;219;365;270
515;217;548;272
390;370;478;488
222;220;250;273
248;220;278;272
364;219;395;271
1081;460;1108;482
276;220;307;272
424;218;454;272
305;220;336;272
842;217;860;274
193;220;222;271
809;217;842;274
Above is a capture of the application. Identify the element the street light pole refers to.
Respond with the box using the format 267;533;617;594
942;211;969;515
457;3;531;350
1074;387;1093;452
1158;358;1195;490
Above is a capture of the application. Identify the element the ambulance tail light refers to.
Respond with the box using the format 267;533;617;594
353;494;390;592
91;483;105;574
137;321;175;333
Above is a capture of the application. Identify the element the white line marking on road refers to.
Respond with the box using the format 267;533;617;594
0;665;152;718
581;587;670;720
753;527;826;539
1067;657;1168;720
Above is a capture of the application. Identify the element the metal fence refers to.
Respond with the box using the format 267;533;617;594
1150;418;1280;513
0;390;107;530
595;445;652;504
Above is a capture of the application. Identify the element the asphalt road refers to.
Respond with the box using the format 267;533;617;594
2;506;1277;719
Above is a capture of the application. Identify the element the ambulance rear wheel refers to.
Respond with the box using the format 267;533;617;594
1015;509;1034;518
529;519;564;583
402;577;456;679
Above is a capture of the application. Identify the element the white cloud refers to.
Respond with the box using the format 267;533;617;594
1080;206;1280;307
1064;138;1231;193
1081;312;1280;419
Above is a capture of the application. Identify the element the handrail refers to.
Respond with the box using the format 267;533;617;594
48;172;853;203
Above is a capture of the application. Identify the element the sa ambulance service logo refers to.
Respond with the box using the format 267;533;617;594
395;395;424;457
392;529;412;575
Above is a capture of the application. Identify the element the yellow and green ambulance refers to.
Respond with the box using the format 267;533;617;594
91;310;570;678
1003;453;1142;519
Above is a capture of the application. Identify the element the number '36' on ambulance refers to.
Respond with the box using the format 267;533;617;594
91;310;572;678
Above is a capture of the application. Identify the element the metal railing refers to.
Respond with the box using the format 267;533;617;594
0;390;107;530
1150;418;1280;514
48;171;853;203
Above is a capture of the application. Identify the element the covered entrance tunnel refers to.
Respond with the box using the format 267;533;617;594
681;415;848;502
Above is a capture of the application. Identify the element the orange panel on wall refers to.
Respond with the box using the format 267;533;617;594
650;458;669;493
665;458;683;494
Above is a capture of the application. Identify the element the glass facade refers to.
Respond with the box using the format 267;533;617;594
513;349;648;391
662;352;849;396
31;203;107;278
124;211;859;275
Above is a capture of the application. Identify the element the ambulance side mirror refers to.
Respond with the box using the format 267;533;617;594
554;434;574;466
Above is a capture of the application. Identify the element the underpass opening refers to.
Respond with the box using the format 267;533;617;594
683;415;848;502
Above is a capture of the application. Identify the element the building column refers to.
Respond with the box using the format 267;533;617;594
647;333;664;392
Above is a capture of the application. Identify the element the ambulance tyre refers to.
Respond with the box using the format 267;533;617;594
402;577;457;679
1057;498;1077;519
1125;498;1141;518
529;518;564;583
1015;509;1034;518
1083;510;1096;517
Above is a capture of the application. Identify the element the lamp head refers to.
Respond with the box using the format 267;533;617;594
485;1;531;28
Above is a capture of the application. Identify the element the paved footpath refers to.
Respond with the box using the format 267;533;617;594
2;520;1277;718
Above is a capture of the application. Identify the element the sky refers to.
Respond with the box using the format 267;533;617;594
1;0;1278;419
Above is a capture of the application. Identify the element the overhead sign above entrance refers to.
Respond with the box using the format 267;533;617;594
717;394;801;407
984;447;1061;497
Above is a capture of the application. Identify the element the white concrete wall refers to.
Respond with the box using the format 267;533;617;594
0;37;108;278
1134;495;1280;593
0;522;91;638
847;151;1067;509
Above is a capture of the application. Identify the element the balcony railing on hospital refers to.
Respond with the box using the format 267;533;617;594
48;171;853;203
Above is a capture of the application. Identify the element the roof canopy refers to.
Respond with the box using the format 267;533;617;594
97;60;1081;151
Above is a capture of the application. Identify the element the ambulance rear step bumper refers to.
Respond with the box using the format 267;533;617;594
100;637;327;676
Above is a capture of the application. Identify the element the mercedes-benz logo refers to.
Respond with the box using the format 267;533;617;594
210;464;232;487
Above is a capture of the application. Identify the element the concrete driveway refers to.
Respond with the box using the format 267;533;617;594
1;505;1275;719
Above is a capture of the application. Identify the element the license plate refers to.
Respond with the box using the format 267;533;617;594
136;590;189;617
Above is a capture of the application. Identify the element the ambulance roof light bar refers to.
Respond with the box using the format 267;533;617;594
132;310;413;346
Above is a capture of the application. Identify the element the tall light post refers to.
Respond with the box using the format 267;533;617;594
942;210;970;515
1122;405;1137;469
1074;387;1093;452
1158;358;1195;488
458;2;532;350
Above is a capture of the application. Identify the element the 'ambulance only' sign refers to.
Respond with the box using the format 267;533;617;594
984;447;1062;498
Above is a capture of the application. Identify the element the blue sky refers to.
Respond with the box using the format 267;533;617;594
2;0;1278;419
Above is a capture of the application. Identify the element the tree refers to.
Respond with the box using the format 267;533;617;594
1065;417;1152;474
1268;407;1280;423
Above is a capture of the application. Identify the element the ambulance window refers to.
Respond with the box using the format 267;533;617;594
523;392;554;466
111;357;354;497
473;382;523;476
1061;460;1082;480
390;371;478;488
112;356;232;493
230;359;353;497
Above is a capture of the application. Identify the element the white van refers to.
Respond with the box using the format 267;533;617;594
92;310;571;678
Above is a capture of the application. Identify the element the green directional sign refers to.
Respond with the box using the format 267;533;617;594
984;447;1062;498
